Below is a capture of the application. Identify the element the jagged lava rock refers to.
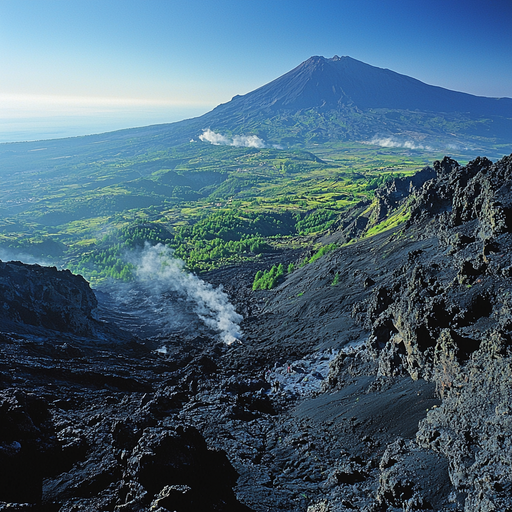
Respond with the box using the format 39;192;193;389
0;261;98;335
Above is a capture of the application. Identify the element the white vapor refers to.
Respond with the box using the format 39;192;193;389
367;136;434;151
132;243;242;344
199;128;266;148
366;136;477;153
0;249;52;267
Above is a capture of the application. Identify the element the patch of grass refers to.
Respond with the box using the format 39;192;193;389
307;243;337;265
364;204;412;238
252;264;285;290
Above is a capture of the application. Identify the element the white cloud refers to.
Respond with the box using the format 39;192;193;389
199;128;266;148
366;136;434;151
365;136;477;152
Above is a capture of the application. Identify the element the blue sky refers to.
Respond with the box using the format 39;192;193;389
1;0;511;141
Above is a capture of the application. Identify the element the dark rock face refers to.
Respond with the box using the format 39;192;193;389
327;154;512;510
0;264;250;511
124;425;249;511
362;154;512;382
376;438;451;511
0;331;253;511
0;261;98;335
416;350;512;511
0;390;59;504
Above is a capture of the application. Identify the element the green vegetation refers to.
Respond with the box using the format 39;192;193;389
307;243;337;265
66;224;173;281
0;138;469;284
252;242;339;292
331;272;340;286
252;264;285;290
364;173;401;191
295;209;338;235
363;202;412;239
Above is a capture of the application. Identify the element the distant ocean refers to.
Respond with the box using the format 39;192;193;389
0;107;208;144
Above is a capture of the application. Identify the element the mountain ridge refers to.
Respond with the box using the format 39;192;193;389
218;55;512;114
1;55;510;158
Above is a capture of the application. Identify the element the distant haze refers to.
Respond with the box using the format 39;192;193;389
0;97;210;143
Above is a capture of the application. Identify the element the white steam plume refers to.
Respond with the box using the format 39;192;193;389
131;243;242;344
199;128;266;148
366;136;477;152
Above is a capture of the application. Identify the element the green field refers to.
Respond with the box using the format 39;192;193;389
0;137;482;284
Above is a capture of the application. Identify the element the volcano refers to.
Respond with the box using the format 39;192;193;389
211;55;512;115
198;55;512;149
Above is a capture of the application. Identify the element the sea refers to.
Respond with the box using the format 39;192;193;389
0;106;208;144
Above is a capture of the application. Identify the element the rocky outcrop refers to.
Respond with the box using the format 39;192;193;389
0;327;254;510
0;261;98;335
361;155;512;382
0;390;60;504
347;155;512;511
415;342;512;512
42;419;250;511
323;165;437;245
246;153;512;511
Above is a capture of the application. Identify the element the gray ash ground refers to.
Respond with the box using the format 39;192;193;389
94;284;207;339
1;154;512;511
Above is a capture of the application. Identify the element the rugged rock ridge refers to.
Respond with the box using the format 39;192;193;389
364;154;512;381
325;165;438;244
0;261;98;335
329;154;512;510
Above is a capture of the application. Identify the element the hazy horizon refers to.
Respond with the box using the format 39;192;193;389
0;103;210;143
1;0;511;144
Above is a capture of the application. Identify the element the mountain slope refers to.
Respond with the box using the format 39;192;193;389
200;56;512;149
211;55;512;115
0;55;510;170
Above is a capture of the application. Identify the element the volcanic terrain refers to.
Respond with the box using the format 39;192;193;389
1;153;512;511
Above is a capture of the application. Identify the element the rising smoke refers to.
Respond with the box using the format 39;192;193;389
129;243;242;344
